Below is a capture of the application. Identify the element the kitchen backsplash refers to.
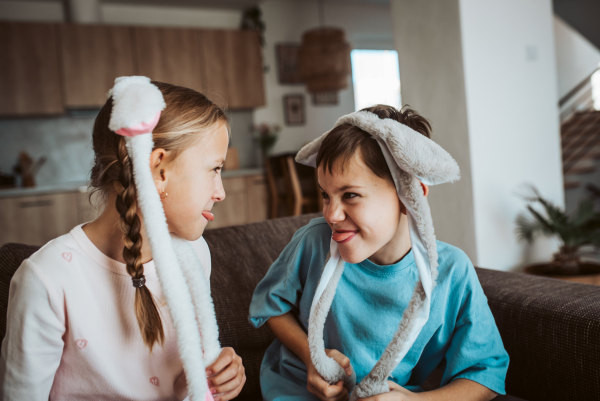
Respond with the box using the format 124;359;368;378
0;110;256;187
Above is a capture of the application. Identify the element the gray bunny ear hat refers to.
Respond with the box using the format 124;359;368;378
296;110;460;400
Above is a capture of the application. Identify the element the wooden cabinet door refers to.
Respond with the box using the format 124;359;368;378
246;174;268;223
0;193;79;246
0;22;63;116
208;177;248;229
199;30;265;109
132;27;205;91
60;24;135;108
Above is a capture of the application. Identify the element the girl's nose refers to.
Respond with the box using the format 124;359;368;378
213;176;226;202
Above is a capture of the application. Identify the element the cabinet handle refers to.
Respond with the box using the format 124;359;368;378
19;199;54;208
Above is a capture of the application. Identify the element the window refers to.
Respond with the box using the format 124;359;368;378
350;49;401;111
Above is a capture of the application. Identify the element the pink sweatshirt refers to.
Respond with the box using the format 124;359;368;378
0;224;211;400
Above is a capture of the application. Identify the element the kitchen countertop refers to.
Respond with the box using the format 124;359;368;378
0;168;265;198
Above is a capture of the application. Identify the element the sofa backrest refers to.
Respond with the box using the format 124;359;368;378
203;213;318;399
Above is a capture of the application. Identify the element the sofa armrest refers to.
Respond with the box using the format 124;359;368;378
475;268;600;401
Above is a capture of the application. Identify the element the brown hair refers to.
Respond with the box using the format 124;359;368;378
90;82;228;351
316;105;431;184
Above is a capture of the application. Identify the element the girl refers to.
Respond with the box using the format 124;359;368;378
0;79;245;400
249;105;508;401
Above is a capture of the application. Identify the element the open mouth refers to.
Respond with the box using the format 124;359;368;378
201;211;214;221
332;230;357;244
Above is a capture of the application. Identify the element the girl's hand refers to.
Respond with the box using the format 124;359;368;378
306;349;353;401
206;347;246;400
358;381;418;401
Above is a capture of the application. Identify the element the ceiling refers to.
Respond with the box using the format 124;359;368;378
25;0;390;11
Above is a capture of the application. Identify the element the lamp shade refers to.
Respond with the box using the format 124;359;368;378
298;28;351;93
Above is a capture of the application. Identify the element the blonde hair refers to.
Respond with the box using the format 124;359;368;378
90;81;228;351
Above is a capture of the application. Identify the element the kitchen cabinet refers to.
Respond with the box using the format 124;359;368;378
0;193;79;246
0;22;63;116
207;174;268;230
132;26;205;92
59;24;136;108
199;30;265;109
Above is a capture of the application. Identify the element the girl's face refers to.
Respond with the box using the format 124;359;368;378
152;122;229;241
318;149;412;265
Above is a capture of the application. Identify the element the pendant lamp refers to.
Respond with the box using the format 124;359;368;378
297;1;351;94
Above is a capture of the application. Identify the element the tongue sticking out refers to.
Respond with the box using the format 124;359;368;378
202;211;214;221
332;231;356;243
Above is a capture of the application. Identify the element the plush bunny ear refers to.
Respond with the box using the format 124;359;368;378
108;76;166;136
296;110;460;186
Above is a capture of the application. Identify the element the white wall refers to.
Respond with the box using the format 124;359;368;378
392;0;564;271
553;15;600;99
256;0;394;154
459;0;563;271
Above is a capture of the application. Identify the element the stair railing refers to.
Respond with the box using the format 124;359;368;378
559;66;599;122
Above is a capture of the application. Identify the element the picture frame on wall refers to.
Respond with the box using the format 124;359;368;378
276;43;303;85
312;91;338;106
283;94;305;126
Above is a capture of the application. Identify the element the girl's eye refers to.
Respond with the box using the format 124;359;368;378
320;192;329;199
213;166;222;173
343;192;359;200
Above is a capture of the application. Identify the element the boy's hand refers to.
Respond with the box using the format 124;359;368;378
206;347;246;400
357;381;417;401
306;349;353;401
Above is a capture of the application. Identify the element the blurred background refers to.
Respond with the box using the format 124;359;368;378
0;0;599;276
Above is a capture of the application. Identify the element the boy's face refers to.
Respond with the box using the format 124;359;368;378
318;149;411;265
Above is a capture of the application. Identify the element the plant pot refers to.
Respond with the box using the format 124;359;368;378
524;262;600;286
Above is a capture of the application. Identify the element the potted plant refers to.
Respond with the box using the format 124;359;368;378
516;186;600;284
251;123;281;163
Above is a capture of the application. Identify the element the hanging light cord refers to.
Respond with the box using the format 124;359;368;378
318;0;325;28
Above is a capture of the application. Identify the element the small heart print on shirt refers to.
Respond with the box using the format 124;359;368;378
149;377;159;386
75;339;87;350
62;252;72;262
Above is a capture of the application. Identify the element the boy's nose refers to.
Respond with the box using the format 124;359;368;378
325;200;345;224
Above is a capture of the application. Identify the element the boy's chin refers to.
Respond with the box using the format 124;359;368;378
339;248;368;265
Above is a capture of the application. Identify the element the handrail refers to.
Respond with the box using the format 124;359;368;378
559;66;599;107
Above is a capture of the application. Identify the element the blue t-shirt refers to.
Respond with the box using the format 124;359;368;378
249;217;508;400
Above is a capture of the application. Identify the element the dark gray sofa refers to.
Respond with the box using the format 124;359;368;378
1;214;599;401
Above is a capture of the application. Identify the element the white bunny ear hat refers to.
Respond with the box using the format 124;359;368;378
296;110;460;400
108;76;221;401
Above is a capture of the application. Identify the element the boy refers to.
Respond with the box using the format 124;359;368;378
249;105;508;401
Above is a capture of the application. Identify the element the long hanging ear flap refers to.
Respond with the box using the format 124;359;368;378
308;242;356;391
109;76;215;401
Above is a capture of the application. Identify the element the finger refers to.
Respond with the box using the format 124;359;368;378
326;350;352;376
322;380;345;399
214;374;246;401
211;367;245;394
208;360;240;388
206;348;235;376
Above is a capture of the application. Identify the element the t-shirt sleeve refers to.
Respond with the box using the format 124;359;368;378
0;259;66;399
441;261;509;395
248;222;323;328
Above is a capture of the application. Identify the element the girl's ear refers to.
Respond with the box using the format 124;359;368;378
150;148;168;191
421;183;429;198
